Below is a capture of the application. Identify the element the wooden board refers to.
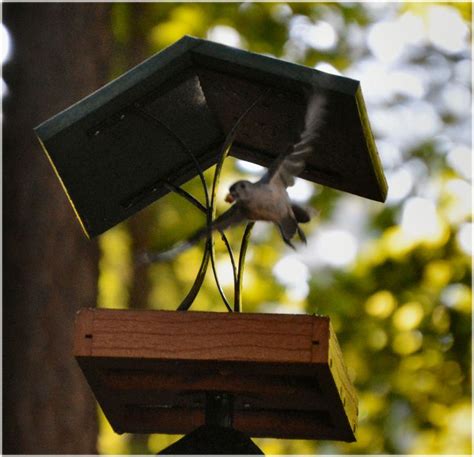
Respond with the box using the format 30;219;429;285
74;308;357;441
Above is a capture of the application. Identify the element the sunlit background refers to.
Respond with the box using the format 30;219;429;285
3;2;471;455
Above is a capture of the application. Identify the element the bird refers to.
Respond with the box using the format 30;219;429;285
140;92;326;264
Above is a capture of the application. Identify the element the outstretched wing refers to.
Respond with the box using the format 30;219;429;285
262;93;326;188
138;204;245;263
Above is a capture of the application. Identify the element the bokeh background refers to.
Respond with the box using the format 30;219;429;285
2;2;471;455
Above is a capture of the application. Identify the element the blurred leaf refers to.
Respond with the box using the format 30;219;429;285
100;2;472;454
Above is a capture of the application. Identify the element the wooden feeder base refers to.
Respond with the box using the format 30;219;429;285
73;308;357;441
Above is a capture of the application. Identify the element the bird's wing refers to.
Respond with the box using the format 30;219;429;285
138;204;245;263
262;93;326;188
211;203;246;233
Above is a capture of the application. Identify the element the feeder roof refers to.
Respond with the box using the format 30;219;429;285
35;35;387;238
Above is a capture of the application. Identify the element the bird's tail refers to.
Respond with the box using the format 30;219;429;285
137;205;244;265
291;203;311;223
137;241;195;264
137;226;211;265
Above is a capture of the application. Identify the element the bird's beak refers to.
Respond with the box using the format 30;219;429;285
225;193;235;203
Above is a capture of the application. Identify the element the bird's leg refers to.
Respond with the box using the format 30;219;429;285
278;224;297;250
283;237;297;250
297;225;307;244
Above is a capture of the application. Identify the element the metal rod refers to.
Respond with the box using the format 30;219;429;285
235;222;255;312
163;181;207;213
209;90;270;312
176;242;211;311
205;392;234;428
221;234;238;289
165;177;234;311
134;106;212;312
134;90;269;312
209;138;236;311
164;182;238;294
133;105;210;207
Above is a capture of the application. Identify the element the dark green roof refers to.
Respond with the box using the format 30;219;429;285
35;35;387;238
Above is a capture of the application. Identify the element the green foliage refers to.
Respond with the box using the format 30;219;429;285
98;2;472;455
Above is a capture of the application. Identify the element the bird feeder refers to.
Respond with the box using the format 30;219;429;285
74;309;358;448
35;35;387;452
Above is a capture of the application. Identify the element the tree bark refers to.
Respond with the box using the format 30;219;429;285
121;6;155;453
3;4;113;453
126;3;154;312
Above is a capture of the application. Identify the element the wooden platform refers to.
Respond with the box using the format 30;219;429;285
74;308;357;441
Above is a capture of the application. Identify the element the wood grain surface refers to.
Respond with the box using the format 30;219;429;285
74;308;357;441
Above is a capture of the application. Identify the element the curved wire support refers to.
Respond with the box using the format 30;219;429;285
207;89;270;311
234;222;255;312
163;181;207;213
134;106;210;207
134;89;269;312
163;181;236;266
164;180;236;312
134;106;213;311
208;138;236;312
176;242;212;311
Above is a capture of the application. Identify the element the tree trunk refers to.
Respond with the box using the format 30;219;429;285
125;3;154;313
3;4;113;453
121;5;155;453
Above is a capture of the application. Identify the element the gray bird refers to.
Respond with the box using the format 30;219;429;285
141;93;326;263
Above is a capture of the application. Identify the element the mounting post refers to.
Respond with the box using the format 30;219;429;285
205;392;234;428
157;391;263;454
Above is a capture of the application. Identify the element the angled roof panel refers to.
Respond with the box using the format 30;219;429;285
35;35;387;238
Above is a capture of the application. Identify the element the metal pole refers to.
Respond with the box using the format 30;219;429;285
205;392;234;428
